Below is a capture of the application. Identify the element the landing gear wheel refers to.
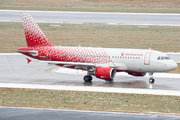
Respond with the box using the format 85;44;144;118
149;78;155;83
84;75;92;82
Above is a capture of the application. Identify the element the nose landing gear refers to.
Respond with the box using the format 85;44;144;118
149;72;155;83
149;77;155;83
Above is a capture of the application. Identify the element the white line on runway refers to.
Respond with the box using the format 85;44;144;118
0;83;180;96
1;10;180;26
2;10;180;15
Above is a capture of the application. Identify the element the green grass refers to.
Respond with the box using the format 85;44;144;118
0;88;180;115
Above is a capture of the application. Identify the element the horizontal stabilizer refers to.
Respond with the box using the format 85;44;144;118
5;49;38;56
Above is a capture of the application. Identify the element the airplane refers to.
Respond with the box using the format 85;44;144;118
14;13;177;83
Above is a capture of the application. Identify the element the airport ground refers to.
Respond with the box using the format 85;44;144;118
1;22;180;52
0;54;180;116
0;1;180;118
1;87;180;115
1;0;180;13
1;107;180;120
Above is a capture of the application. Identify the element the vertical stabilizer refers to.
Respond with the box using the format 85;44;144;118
21;13;54;47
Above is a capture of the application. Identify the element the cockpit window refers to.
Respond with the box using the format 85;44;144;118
157;56;170;60
165;57;170;60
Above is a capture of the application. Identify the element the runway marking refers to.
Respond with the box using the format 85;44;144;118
2;10;180;15
0;83;180;96
51;67;61;74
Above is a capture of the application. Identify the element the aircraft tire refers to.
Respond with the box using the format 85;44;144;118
149;78;155;83
84;75;92;82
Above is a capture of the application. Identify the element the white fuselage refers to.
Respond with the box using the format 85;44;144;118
104;48;177;72
30;46;177;73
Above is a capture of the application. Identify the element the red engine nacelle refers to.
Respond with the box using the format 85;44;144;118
94;67;116;80
127;71;146;76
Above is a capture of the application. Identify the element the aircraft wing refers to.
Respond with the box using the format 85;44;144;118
40;61;116;70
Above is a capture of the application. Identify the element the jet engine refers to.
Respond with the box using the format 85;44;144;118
94;67;116;80
127;71;146;76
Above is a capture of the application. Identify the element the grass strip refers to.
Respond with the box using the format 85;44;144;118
1;22;180;52
0;88;180;115
1;0;180;13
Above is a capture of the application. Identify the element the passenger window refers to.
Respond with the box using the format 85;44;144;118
157;57;160;60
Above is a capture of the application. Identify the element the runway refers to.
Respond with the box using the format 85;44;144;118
1;107;180;120
1;10;180;26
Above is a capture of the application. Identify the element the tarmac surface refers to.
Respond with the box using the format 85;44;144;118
0;53;180;91
1;10;180;26
0;107;180;120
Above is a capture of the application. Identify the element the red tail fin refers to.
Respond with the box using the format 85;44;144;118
21;13;54;47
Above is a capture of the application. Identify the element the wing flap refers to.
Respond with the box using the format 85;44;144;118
41;61;95;66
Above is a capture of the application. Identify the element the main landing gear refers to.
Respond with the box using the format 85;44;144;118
84;67;94;82
83;75;92;82
149;72;155;83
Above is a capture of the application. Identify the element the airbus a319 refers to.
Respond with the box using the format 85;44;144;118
14;13;177;83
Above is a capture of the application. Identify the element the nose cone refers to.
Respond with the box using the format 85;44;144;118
170;61;177;71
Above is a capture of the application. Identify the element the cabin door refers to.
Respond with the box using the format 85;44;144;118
144;52;151;65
